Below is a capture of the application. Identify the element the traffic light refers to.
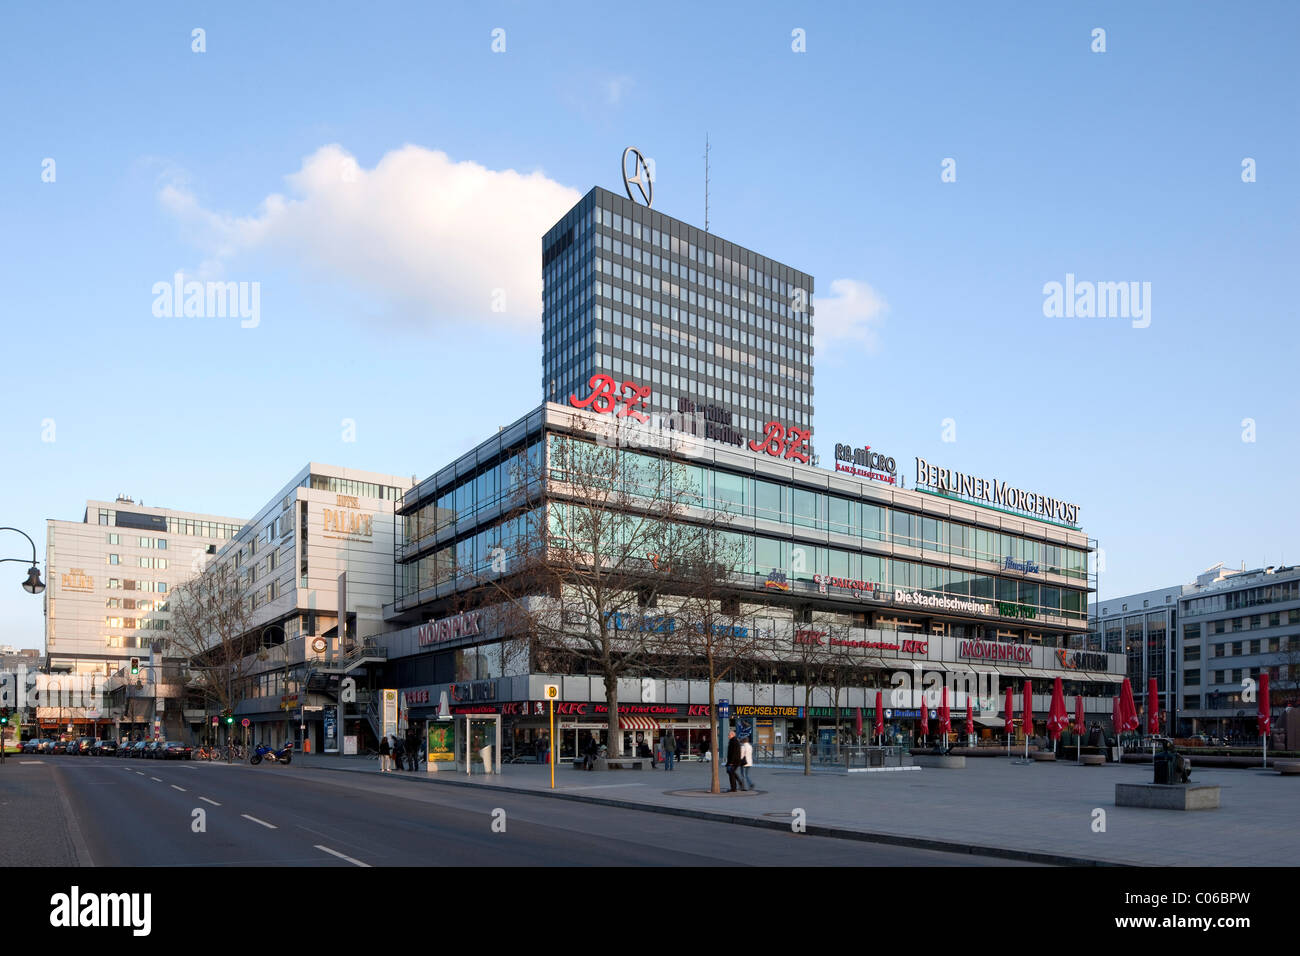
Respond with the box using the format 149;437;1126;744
0;708;8;725
223;711;234;726
129;657;140;675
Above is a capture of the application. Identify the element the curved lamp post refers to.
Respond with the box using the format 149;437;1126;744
0;527;45;594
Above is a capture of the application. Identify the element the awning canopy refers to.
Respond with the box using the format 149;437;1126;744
619;715;660;731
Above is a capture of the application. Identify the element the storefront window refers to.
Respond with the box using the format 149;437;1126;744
753;479;783;523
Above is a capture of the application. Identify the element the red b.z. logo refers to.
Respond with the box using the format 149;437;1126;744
569;374;651;423
748;421;811;463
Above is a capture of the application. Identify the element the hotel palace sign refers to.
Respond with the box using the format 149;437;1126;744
61;569;94;592
322;495;374;540
915;458;1080;525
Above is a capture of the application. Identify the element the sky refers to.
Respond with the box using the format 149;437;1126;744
1;2;1296;650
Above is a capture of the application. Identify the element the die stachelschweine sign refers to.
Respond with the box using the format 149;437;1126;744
915;458;1080;526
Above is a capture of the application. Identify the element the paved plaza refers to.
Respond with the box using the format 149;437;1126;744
298;752;1294;866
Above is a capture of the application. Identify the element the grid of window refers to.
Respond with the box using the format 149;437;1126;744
1184;578;1300;615
304;474;401;500
163;516;242;539
542;189;815;444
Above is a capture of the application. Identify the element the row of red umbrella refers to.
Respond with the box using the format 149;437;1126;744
853;672;1276;742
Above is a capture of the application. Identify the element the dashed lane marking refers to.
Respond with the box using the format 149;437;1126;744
200;797;221;806
242;814;277;829
314;844;370;867
171;785;187;792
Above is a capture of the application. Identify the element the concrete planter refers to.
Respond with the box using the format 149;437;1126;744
1115;783;1220;810
912;754;966;769
1031;751;1057;762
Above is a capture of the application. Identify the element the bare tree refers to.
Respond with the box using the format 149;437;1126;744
485;428;709;757
168;558;255;738
655;527;767;793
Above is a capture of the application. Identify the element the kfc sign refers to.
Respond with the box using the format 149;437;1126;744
417;611;482;646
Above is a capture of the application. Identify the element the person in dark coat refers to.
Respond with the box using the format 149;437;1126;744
393;733;406;771
378;733;391;772
725;730;742;792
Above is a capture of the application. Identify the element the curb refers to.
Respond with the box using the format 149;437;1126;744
295;760;1129;867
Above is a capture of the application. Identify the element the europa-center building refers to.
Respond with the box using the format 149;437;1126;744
378;164;1127;759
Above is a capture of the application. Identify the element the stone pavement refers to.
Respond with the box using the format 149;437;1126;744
295;752;1296;866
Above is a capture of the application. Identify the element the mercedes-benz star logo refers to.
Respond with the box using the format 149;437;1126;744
621;146;653;208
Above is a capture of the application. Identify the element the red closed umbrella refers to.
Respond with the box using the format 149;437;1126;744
1119;678;1140;732
1022;680;1034;738
1112;694;1123;736
1147;678;1160;735
855;707;863;739
874;691;884;740
965;698;975;738
918;696;930;740
939;685;952;737
1004;684;1015;738
1075;695;1086;737
1047;677;1068;744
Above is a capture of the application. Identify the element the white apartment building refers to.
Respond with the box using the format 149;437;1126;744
45;496;245;677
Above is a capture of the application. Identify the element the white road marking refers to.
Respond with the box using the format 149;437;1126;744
565;783;648;791
171;785;187;792
135;771;145;776
19;760;43;765
242;814;277;829
200;797;221;806
314;844;370;867
150;776;162;782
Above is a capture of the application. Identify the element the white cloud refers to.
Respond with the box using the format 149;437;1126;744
159;144;582;329
813;278;888;353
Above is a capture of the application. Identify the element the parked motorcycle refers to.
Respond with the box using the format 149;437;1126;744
249;741;294;766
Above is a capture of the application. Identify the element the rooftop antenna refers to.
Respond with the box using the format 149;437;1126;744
704;133;711;233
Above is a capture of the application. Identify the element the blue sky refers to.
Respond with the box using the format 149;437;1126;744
1;2;1296;650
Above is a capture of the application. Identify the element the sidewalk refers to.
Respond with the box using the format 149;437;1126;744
294;752;1296;866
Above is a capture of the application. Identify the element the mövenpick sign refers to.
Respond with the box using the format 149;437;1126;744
914;458;1080;525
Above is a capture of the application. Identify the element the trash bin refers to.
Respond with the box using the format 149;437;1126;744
479;745;493;773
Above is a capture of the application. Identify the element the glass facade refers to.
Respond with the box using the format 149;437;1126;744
395;431;1091;629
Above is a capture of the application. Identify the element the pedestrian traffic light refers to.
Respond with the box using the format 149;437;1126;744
223;711;233;725
0;708;8;725
129;657;140;675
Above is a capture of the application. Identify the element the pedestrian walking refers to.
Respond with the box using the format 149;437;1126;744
663;731;676;771
739;736;755;791
393;733;406;771
378;733;391;772
725;730;742;792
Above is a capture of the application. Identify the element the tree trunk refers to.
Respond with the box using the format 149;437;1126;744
803;683;812;776
709;660;720;794
605;677;619;759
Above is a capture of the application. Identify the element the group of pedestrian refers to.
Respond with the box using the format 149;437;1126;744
725;730;755;792
377;731;423;772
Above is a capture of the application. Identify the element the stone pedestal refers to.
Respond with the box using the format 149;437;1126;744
1115;783;1220;810
1031;751;1057;762
1080;754;1106;766
912;754;966;769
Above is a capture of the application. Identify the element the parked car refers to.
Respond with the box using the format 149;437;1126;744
21;739;43;754
129;741;150;758
92;739;117;756
117;740;136;757
162;741;193;760
49;740;71;755
73;737;96;755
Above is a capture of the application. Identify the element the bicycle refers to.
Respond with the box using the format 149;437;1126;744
196;745;221;761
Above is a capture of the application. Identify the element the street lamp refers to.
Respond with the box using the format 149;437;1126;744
0;527;43;762
0;527;45;594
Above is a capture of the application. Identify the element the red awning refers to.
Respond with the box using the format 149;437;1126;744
619;715;660;731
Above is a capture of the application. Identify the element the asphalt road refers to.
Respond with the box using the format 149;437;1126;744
10;756;1035;866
